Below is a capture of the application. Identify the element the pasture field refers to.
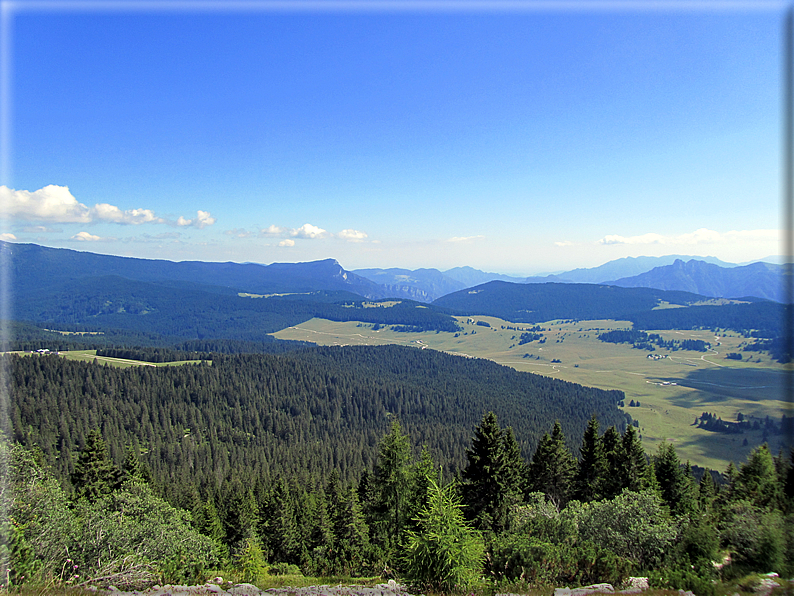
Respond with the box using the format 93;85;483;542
273;316;791;472
14;350;211;369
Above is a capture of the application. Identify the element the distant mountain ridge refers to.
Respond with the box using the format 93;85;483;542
6;242;786;308
356;255;786;303
608;259;787;303
5;241;388;299
523;255;737;284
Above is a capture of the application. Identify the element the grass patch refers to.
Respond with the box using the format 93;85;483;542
52;350;211;369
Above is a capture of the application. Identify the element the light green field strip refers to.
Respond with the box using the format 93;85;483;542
274;316;791;471
12;350;210;369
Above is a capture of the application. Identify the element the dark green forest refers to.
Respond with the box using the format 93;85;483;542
8;347;627;490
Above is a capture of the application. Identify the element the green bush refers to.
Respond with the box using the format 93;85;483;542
648;567;717;596
70;481;221;588
574;490;674;569
268;562;302;576
488;535;631;588
720;501;785;575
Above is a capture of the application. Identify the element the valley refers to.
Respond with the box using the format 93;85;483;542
274;315;790;472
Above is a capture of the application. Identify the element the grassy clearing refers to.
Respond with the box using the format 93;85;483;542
273;317;790;472
13;350;211;369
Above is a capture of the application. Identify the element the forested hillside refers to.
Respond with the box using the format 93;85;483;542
12;275;460;341
8;346;627;492
433;281;706;323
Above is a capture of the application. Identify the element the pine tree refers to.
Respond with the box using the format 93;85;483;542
654;442;696;516
462;412;524;534
527;421;575;508
261;476;302;564
733;444;782;510
403;478;485;591
334;485;370;574
619;424;647;492
698;468;718;513
221;478;259;552
372;418;411;553
573;416;607;502
601;426;623;499
71;429;120;502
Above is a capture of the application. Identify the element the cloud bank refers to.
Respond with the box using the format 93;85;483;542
1;185;215;228
597;228;779;246
260;224;368;243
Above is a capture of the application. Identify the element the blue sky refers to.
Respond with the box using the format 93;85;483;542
0;1;785;275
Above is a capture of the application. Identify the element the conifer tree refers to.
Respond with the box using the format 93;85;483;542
573;415;607;502
654;442;696;516
372;418;411;552
333;485;369;573
221;478;259;553
527;421;575;508
619;425;647;492
601;426;623;499
261;476;302;564
698;468;718;514
71;429;120;502
194;495;225;543
462;412;524;533
733;444;782;510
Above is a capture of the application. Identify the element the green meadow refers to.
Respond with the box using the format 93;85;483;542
274;315;790;472
19;350;211;369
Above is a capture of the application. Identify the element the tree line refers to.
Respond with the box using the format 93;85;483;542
4;410;793;594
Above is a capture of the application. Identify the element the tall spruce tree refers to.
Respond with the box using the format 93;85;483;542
573;415;607;502
733;444;782;510
601;426;623;499
527;421;575;508
71;429;120;502
619;424;648;492
462;412;524;534
372;418;412;553
654;442;696;516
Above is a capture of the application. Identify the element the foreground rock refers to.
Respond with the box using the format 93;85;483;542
553;579;651;596
99;579;414;596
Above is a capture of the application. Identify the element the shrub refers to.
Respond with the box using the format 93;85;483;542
648;566;717;596
574;490;674;569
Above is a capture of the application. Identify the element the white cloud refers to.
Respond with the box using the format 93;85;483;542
338;229;368;242
1;185;214;228
177;210;216;229
554;240;574;247
0;233;17;241
447;235;485;243
260;223;328;239
2;185;90;222
279;239;295;247
597;228;780;247
292;223;327;239
260;225;289;237
70;231;106;242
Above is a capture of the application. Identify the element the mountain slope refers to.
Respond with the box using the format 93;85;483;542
352;267;466;302
4;241;386;298
432;280;707;323
524;255;737;284
608;259;786;302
